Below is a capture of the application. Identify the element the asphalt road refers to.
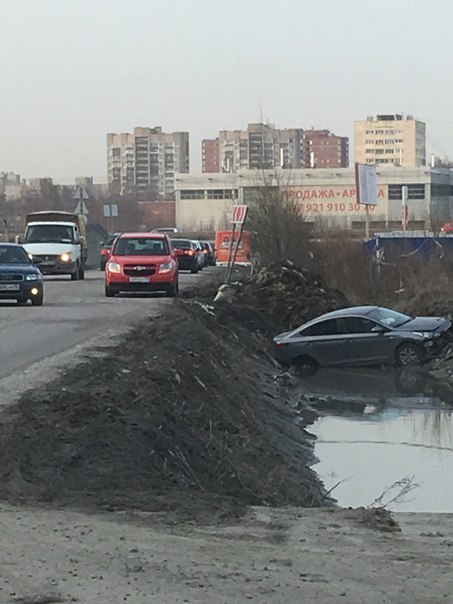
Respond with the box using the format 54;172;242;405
0;269;207;380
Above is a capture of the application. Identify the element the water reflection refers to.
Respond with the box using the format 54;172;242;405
295;368;453;512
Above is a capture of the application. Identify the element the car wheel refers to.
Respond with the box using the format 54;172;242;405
17;297;28;306
166;281;178;297
395;342;422;366
294;356;318;376
105;285;116;297
71;265;80;280
31;295;44;306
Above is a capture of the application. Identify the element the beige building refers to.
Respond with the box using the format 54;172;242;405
107;127;189;200
218;123;304;173
354;114;426;167
174;167;453;233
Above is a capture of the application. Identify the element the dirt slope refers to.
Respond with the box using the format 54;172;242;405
0;300;324;514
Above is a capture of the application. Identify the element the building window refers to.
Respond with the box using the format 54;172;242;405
180;190;205;200
388;184;426;200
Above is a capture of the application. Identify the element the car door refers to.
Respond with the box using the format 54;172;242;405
293;318;353;367
341;317;394;365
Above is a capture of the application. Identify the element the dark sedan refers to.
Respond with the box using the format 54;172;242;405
274;306;452;369
171;239;199;273
0;243;44;305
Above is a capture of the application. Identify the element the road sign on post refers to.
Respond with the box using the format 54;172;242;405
232;205;248;224
355;163;377;240
226;205;249;283
402;185;408;232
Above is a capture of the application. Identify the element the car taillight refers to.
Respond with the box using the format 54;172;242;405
188;250;194;256
275;343;288;349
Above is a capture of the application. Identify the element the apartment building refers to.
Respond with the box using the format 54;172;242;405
207;123;304;173
304;129;349;168
354;114;426;167
107;127;189;200
202;138;220;172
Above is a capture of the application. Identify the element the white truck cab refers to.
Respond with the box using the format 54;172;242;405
19;212;88;280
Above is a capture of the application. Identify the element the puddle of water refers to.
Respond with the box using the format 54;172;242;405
297;367;453;512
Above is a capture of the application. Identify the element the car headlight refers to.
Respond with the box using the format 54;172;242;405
159;261;173;273
413;332;434;338
107;261;122;274
60;253;72;263
25;274;41;281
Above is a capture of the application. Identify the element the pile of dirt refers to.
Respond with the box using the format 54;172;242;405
237;260;350;331
0;300;325;515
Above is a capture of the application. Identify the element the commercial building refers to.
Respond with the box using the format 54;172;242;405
174;167;453;233
354;114;426;167
207;123;305;173
107;127;189;200
304;129;349;168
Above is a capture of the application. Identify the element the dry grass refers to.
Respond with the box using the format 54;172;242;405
295;235;453;317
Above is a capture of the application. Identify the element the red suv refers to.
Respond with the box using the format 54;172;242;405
105;233;178;297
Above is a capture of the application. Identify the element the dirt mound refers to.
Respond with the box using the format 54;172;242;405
237;260;350;331
354;506;401;533
0;301;324;514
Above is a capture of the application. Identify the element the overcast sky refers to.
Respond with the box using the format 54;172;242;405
1;0;453;183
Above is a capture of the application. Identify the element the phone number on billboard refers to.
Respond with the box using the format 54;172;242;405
301;202;375;213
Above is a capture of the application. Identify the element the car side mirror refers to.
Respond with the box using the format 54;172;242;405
15;235;22;244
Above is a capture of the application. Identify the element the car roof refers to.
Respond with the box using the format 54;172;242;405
290;306;379;333
316;306;379;320
118;232;167;239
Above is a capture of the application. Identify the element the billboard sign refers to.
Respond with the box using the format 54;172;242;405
355;163;377;206
215;230;251;264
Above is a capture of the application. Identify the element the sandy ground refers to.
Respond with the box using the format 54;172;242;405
1;504;453;603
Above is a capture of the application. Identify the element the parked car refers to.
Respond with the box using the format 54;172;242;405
151;227;178;235
105;233;178;297
99;232;120;270
274;306;452;370
201;241;216;266
192;240;207;269
0;243;44;305
170;239;199;273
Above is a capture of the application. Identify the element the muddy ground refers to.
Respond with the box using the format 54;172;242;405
0;297;324;515
2;263;453;602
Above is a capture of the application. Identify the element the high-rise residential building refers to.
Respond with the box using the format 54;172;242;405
107;132;136;195
354;114;426;167
107;127;189;200
202;138;220;173
212;123;304;173
304;129;349;168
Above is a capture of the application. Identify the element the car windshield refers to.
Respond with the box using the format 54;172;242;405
25;224;74;244
114;237;169;256
103;234;119;246
367;307;412;327
171;240;191;249
0;245;31;264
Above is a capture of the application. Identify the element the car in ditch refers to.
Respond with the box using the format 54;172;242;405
170;239;199;273
0;243;44;306
273;305;452;369
105;232;178;297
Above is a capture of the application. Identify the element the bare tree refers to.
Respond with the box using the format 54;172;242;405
247;169;310;265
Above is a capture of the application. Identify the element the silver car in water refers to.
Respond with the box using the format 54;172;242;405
274;306;451;369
